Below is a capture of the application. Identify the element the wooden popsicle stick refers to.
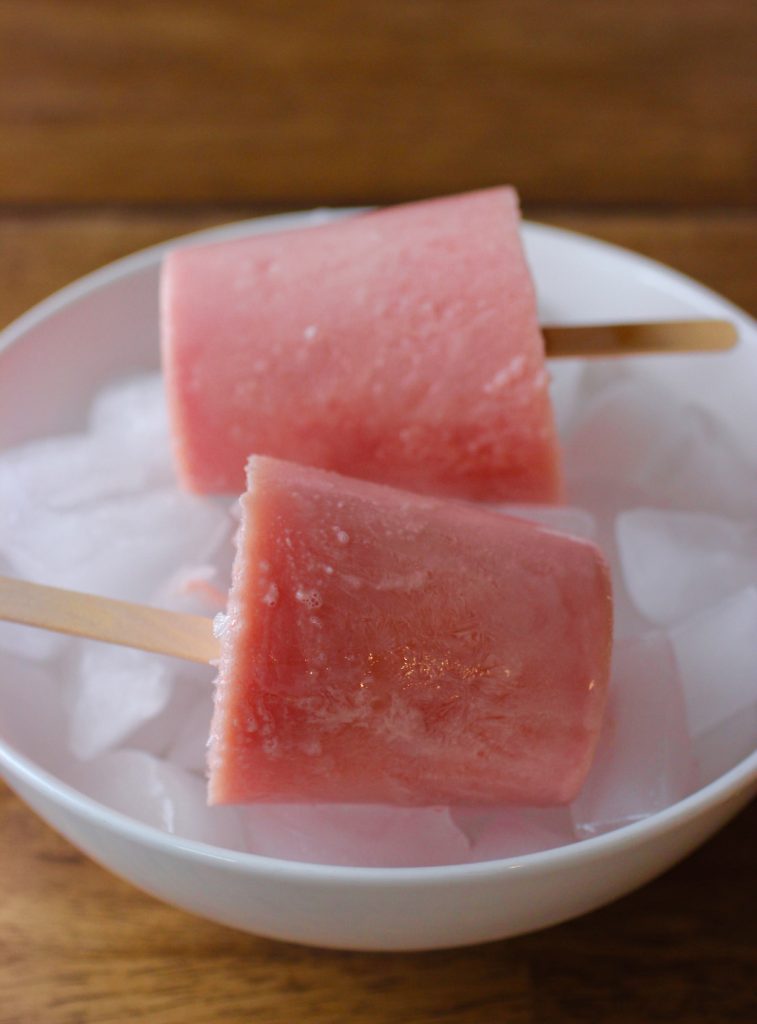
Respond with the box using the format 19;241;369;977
542;319;738;358
0;575;219;665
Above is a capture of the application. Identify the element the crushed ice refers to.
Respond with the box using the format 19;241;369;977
0;352;755;867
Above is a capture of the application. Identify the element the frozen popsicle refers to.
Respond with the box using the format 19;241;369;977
162;187;561;503
208;455;613;807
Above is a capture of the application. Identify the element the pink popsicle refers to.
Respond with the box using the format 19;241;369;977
208;456;613;807
162;187;561;502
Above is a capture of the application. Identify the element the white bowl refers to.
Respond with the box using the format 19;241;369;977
0;214;755;951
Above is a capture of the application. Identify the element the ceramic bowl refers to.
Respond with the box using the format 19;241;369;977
0;213;755;951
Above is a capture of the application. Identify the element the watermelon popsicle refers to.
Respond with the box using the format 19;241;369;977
162;187;561;503
209;455;613;808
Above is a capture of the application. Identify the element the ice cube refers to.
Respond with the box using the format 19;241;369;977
0;488;231;601
692;707;757;786
239;804;471;867
126;662;212;759
0;432;150;513
577;357;635;405
165;691;214;775
452;805;576;860
618;509;757;626
571;631;696;837
660;409;757;518
548;360;585;435
0;555;68;660
68;645;174;760
0;651;73;775
89;373;174;488
0;619;66;661
617;344;757;469
669;587;757;738
89;372;167;441
69;749;245;849
541;481;648;642
564;379;757;517
564;378;678;487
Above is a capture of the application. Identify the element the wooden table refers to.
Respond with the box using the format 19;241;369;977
0;4;755;1021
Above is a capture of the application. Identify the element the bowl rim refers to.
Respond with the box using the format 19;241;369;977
1;211;755;883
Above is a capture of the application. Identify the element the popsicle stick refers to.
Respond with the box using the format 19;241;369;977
543;319;737;358
0;575;219;665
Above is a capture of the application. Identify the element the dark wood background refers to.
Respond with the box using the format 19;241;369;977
0;3;755;1021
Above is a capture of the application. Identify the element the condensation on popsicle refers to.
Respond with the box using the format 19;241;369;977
162;187;561;503
208;456;613;808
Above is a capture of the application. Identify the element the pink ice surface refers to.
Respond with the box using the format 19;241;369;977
162;187;560;502
208;456;612;807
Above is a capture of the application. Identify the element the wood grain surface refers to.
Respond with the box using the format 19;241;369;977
0;1;755;1021
0;1;755;206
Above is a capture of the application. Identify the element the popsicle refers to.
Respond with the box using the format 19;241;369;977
162;187;562;503
208;455;613;807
